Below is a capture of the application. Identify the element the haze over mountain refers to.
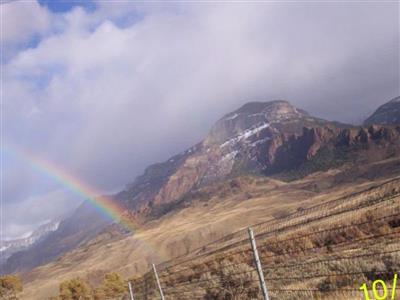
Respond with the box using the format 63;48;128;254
3;96;400;275
0;220;59;265
364;96;400;126
0;202;112;275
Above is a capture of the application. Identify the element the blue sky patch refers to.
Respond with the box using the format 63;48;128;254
38;0;96;13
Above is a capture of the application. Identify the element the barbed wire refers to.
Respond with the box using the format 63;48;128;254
159;256;255;280
162;268;258;290
151;269;398;295
266;269;396;281
156;255;399;292
158;229;400;284
268;288;400;292
161;216;400;279
254;193;399;241
257;211;400;248
163;279;260;295
157;181;400;270
126;182;400;299
262;247;400;271
159;193;399;273
259;230;400;259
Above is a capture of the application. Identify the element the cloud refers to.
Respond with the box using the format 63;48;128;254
1;1;55;60
3;1;399;238
3;189;82;240
1;1;51;43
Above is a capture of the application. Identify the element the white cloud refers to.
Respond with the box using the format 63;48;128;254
1;1;54;59
2;1;399;237
2;1;52;43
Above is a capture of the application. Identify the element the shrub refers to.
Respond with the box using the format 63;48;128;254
0;275;22;300
96;272;127;299
58;278;92;300
203;261;259;300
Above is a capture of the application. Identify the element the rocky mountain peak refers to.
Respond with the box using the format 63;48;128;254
224;100;308;122
234;100;288;113
263;100;308;121
207;100;320;145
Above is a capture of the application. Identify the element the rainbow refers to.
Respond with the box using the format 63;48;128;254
4;143;145;239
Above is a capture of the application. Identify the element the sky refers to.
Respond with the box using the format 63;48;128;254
1;0;399;240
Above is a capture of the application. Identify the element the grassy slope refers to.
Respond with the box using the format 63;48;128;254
20;158;400;299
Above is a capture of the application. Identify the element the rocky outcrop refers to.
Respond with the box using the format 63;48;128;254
263;125;400;175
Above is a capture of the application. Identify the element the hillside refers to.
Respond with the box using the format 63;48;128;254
19;156;400;299
3;97;400;300
1;203;112;275
5;99;400;276
0;221;59;266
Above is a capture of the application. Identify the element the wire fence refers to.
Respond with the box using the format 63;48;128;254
125;178;400;300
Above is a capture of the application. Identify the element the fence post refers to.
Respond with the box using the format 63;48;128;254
248;227;270;300
128;281;135;300
152;263;165;300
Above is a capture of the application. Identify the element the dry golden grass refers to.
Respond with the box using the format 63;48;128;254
18;158;400;299
149;191;399;299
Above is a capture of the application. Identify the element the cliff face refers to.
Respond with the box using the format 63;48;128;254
263;125;400;176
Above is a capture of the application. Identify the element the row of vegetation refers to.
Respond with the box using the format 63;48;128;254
48;272;127;300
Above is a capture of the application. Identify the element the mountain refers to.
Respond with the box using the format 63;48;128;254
1;203;113;274
5;99;400;275
117;101;342;215
117;100;399;218
0;220;59;266
364;96;400;125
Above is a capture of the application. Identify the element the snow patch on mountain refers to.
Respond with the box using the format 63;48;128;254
221;150;239;161
251;137;270;147
224;113;240;121
220;123;270;148
0;220;60;264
